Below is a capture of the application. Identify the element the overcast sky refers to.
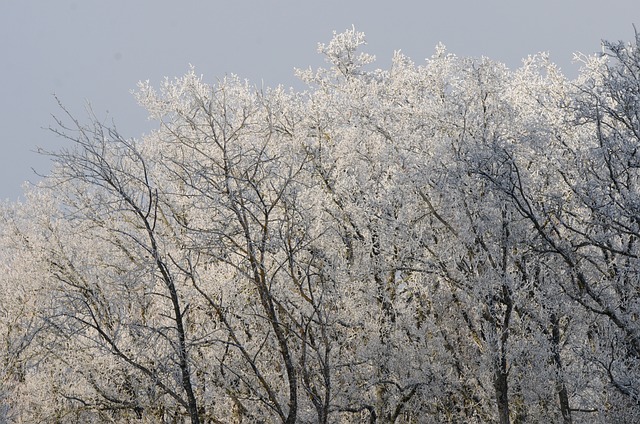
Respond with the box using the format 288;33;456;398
1;0;639;201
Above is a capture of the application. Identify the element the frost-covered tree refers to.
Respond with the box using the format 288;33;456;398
555;31;640;420
3;27;640;424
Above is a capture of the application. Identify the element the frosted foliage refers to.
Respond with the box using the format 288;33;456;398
318;27;375;73
2;28;640;423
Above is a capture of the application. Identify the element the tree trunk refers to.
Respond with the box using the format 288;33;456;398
551;314;572;424
494;364;511;424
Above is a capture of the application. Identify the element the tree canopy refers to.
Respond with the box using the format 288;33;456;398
2;28;640;423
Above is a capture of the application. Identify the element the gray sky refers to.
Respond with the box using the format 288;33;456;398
1;0;639;200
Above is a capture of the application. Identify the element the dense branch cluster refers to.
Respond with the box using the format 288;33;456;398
2;28;640;423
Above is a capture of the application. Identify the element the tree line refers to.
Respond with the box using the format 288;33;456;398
2;28;640;423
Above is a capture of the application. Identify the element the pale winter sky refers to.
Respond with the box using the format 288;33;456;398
1;0;638;200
